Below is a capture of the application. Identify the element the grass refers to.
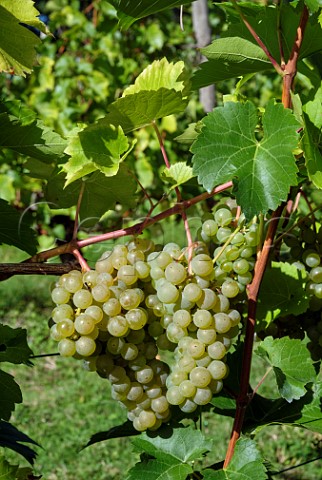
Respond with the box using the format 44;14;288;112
0;246;321;479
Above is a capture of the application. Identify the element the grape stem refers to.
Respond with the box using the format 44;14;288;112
152;120;194;270
72;180;85;240
72;248;91;272
212;223;243;265
0;181;233;278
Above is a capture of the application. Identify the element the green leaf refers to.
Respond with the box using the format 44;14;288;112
0;113;67;162
109;0;194;29
202;438;267;480
0;199;37;255
102;89;188;134
191;101;299;220
127;425;210;480
193;4;322;88
46;167;137;227
0;0;48;77
63;123;130;186
303;84;322;129
302;113;322;188
123;58;189;97
0;421;39;465
257;262;309;327
175;123;200;145
132;425;211;464
245;382;322;435
161;162;195;188
304;0;322;13
193;37;271;87
256;337;317;402
0;326;33;364
0;370;22;421
0;455;18;480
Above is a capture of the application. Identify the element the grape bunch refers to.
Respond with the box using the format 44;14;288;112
49;203;259;431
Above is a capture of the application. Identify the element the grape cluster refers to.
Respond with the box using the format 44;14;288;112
50;203;259;431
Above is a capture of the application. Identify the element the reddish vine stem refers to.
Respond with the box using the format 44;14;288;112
224;204;284;467
231;0;284;75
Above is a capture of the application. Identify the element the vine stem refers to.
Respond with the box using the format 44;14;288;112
73;180;85;239
152;120;194;268
223;3;310;467
231;0;284;75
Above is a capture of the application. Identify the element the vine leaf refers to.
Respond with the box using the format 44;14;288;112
0;370;22;421
303;0;322;13
161;162;195;188
109;0;194;29
257;262;309;327
193;3;322;88
0;0;48;77
191;101;299;220
63;124;130;186
0;455;18;480
302;113;322;188
256;337;317;402
0;199;37;255
0;112;67;162
175;123;200;145
0;421;39;465
193;37;271;87
46;166;137;227
101;59;189;133
202;438;267;480
0;326;33;364
127;425;211;480
246;382;322;435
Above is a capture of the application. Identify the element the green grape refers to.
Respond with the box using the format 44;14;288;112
73;289;93;309
51;287;70;305
119;288;142;310
221;280;240;298
95;257;114;274
74;314;95;335
137;410;157;430
52;304;74;323
213;294;230;313
103;298;122;317
240;246;254;259
125;308;148;330
245;230;259;247
189;366;212;387
135;365;154;384
153;251;172;269
207;360;227;380
108;315;129;337
179;398;198;413
56;319;75;337
179;379;197;398
314;284;322;299
237;272;253;286
96;354;114;376
166;385;185;405
163;242;182;259
107;336;125;355
309;267;322;283
233;258;250;275
213;312;232;333
214;208;233;227
193;387;212;405
168;369;188;386
117;265;138;285
148;321;164;337
193;309;213;328
207;341;226;360
303;250;320;268
196;327;217;344
91;284;111;303
96;272;114;286
145;384;162;399
191;254;214;277
182;283;202;302
196;289;218;310
150;266;165;280
84;305;103;323
113;378;131;394
126;382;144;401
178;355;196;373
127;249;145;265
135;261;150;279
75;336;96;356
173;309;192;328
151;396;169;414
58;338;76;356
156;333;176;351
225;245;240;261
202;219;218;237
188;339;206;359
196;352;212;367
165;262;187;285
50;324;64;341
157;281;179;304
64;273;83;293
231;232;245;246
216;227;232;244
83;270;99;286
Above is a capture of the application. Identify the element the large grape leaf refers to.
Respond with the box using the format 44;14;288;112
63;123;130;186
256;337;317;402
0;113;67;162
0;199;37;255
302;112;322;188
193;3;322;88
0;370;22;421
127;425;210;480
257;262;309;327
0;326;33;365
0;455;18;480
191;101;299;220
0;0;48;77
109;0;194;29
202;438;267;480
46;167;137;226
0;421;39;465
